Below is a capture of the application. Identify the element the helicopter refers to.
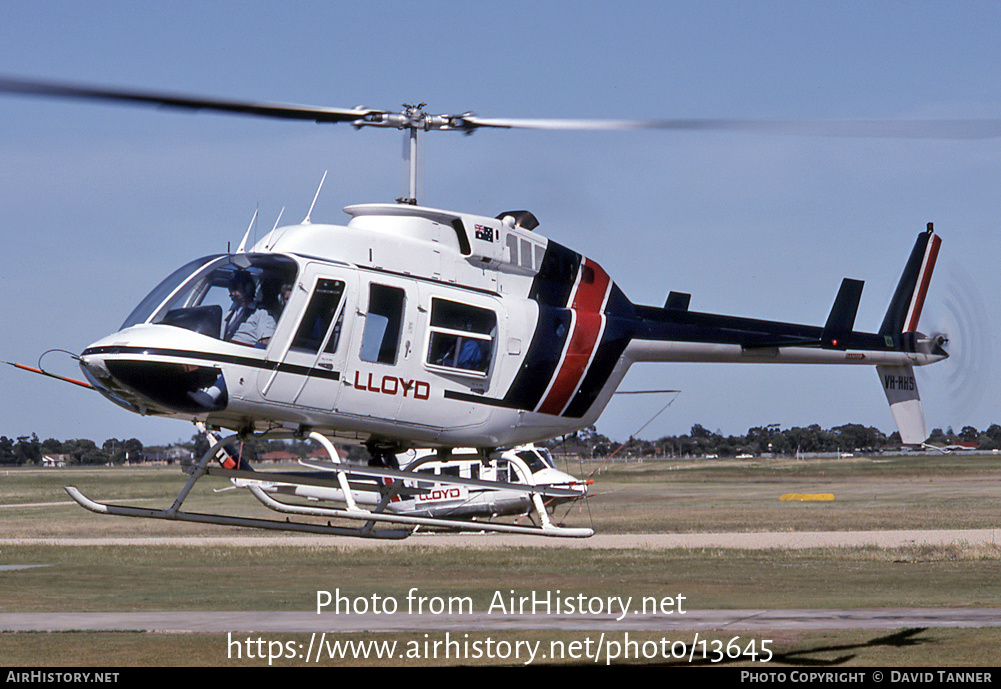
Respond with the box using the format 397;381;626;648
0;76;960;538
222;442;591;537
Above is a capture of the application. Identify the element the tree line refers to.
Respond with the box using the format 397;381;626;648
2;422;1000;466
0;435;148;466
550;423;1001;459
0;433;323;466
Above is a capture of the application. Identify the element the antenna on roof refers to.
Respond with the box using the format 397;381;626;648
236;208;258;254
303;170;327;224
263;206;286;251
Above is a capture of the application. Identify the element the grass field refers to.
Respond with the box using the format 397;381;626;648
0;454;998;666
3;452;999;536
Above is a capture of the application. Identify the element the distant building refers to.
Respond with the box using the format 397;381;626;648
41;454;69;467
259;450;298;463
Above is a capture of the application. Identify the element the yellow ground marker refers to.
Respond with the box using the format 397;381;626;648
779;493;835;501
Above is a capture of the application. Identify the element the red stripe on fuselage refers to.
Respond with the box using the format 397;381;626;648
537;259;611;416
904;233;941;332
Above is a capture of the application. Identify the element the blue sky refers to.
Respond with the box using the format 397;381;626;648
1;1;998;445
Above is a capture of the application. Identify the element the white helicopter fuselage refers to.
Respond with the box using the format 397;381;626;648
78;203;946;452
79;203;620;448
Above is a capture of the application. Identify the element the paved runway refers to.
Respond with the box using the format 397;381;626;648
2;608;1001;633
3;529;997;633
2;528;999;550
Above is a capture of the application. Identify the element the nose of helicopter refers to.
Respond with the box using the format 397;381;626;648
79;327;229;415
534;467;590;498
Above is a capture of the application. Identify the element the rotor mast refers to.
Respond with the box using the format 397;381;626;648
353;103;475;205
403;104;424;204
407;117;419;204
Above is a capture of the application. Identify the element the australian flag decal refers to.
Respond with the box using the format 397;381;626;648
474;225;494;242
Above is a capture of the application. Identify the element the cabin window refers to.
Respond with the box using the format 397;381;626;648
291;279;345;354
426;298;496;375
506;234;519;265
360;284;405;364
495;461;510;483
519;238;534;270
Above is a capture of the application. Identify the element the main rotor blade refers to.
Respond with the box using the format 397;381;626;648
461;115;1001;140
4;75;1001;139
0;75;377;124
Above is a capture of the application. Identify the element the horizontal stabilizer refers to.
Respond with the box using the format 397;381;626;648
877;364;927;445
664;291;690;311
821;278;864;349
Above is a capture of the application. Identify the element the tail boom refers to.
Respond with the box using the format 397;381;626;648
624;339;940;367
606;225;946;446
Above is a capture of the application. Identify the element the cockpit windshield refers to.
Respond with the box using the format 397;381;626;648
121;254;298;344
515;447;557;472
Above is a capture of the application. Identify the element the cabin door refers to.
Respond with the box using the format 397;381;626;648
258;264;355;411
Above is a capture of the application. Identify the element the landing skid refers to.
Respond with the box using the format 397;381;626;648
64;430;593;539
64;486;410;539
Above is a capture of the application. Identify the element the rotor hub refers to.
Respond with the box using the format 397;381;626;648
356;104;472;132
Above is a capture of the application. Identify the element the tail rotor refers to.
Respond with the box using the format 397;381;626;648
920;262;992;419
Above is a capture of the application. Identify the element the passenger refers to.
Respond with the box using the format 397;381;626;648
456;337;486;371
258;277;286;321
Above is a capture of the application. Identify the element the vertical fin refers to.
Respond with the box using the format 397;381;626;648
879;223;941;335
876;225;941;445
903;228;941;333
877;364;927;445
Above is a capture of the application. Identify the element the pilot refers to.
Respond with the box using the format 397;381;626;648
223;272;257;340
231;307;277;347
226;272;277;348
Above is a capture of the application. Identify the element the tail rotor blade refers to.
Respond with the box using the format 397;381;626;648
920;262;993;419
